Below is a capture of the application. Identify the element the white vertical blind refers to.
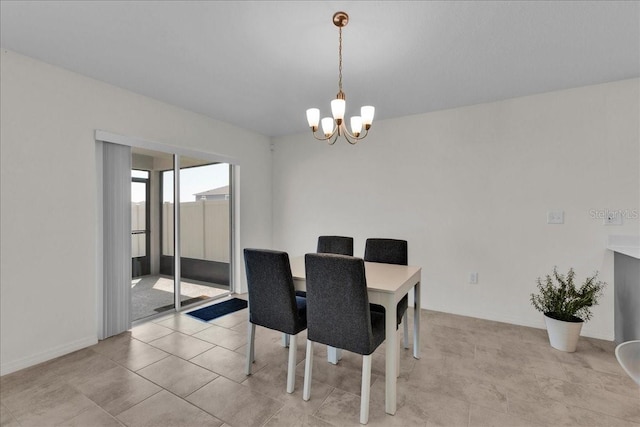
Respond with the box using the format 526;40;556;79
101;142;132;338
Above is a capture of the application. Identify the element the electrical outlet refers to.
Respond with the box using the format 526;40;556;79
547;211;564;224
469;272;478;284
604;211;623;225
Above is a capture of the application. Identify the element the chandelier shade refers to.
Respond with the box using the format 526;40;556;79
305;11;375;145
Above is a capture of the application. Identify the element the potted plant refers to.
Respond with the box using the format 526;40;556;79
530;267;606;352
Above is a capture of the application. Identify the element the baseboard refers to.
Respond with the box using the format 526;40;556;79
1;335;98;376
422;303;614;342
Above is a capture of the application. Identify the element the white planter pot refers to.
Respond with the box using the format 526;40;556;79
544;314;584;352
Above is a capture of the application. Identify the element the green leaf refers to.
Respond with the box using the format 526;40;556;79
530;267;606;322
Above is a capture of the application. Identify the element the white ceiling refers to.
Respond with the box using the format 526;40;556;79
1;1;638;137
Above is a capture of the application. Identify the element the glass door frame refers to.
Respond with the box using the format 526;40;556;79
171;155;235;311
172;155;182;309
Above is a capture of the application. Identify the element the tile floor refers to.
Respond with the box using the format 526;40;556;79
1;297;638;427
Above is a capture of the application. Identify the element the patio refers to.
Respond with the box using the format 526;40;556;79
131;275;229;321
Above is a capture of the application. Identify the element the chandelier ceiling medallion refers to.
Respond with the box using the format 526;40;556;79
306;11;375;145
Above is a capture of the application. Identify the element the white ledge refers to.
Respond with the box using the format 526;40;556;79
607;235;640;259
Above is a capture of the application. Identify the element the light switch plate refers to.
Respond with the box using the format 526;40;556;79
604;211;623;225
547;211;564;224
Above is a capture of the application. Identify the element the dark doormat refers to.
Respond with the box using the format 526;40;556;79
186;297;248;322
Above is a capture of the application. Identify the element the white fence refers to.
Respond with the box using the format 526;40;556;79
132;200;230;262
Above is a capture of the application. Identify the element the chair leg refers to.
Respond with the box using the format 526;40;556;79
360;354;372;424
286;334;297;393
303;339;314;401
246;323;256;375
282;333;290;348
402;312;409;349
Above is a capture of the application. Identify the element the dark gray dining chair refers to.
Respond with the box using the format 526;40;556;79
244;248;307;393
303;253;385;424
317;235;354;256
296;235;355;300
364;238;410;349
312;235;356;362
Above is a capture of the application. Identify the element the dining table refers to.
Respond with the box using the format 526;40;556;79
288;255;422;415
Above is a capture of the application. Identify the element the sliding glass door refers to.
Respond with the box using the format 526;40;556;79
161;157;231;310
178;158;231;307
98;130;237;329
130;148;232;322
131;148;176;321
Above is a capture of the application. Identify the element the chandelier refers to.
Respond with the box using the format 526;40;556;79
306;12;375;145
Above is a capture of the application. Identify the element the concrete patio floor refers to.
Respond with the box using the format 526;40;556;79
132;275;229;321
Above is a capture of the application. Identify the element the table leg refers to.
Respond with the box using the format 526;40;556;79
385;294;397;415
396;330;401;377
413;281;421;359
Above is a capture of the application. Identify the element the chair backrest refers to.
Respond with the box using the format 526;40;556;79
244;248;305;335
364;238;408;266
317;235;354;256
305;253;377;355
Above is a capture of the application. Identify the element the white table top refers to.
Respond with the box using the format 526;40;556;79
289;255;422;294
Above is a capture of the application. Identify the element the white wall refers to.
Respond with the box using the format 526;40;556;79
1;46;637;375
271;79;640;341
0;49;272;375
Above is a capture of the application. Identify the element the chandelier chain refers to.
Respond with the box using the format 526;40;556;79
338;26;343;93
